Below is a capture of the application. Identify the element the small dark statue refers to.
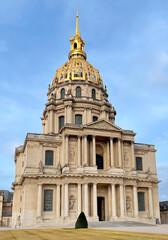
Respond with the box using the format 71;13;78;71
75;212;88;229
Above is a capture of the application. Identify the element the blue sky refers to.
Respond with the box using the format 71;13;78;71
0;0;168;201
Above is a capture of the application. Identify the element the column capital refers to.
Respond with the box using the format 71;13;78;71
37;183;43;186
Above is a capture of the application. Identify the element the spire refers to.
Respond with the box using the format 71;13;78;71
68;10;87;60
75;8;80;36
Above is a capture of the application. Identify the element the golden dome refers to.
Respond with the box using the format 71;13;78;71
51;58;103;87
51;10;103;88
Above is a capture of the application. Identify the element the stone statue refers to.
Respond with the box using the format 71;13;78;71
57;162;62;173
69;199;75;210
38;161;43;174
126;199;130;210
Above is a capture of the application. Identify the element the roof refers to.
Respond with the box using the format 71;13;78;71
0;190;13;202
159;201;168;206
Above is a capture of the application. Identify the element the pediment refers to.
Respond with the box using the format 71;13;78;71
84;119;123;131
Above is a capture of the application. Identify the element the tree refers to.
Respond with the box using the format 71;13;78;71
75;212;88;229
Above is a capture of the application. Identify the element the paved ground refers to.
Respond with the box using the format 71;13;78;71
0;221;168;235
88;221;168;234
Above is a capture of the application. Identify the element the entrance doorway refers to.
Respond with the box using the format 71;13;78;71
97;197;105;221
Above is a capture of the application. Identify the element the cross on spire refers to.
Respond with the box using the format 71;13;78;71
76;8;79;16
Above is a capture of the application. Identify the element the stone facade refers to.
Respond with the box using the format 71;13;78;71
160;201;168;224
12;14;160;228
0;190;13;227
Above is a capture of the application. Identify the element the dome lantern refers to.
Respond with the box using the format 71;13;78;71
68;9;87;60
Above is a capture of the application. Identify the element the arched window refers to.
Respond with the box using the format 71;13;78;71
136;157;142;170
45;150;53;166
44;190;53;211
93;116;98;122
59;116;64;130
61;88;65;99
75;114;82;125
74;42;77;49
96;154;103;169
76;86;81;97
92;89;96;99
138;192;145;211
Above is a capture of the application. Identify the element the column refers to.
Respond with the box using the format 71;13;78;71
93;183;97;217
120;184;125;217
108;185;111;218
78;136;81;166
148;187;154;218
111;184;116;217
55;112;58;133
133;185;138;217
69;106;72;124
110;138;114;167
131;141;135;170
65;135;68;165
118;139;122;167
62;135;65;166
77;184;82;216
92;136;96;166
61;185;64;217
37;184;42;218
84;183;88;216
106;139;110;167
56;146;60;166
65;106;67;124
84;135;88;166
42;122;45;134
64;183;69;217
50;110;54;133
84;108;87;124
56;184;60;217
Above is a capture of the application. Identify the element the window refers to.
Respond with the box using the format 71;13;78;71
92;89;96;99
138;192;145;211
44;190;53;211
59;116;64;130
74;42;77;49
45;150;53;166
93;116;98;122
136;157;142;171
96;154;103;169
76;86;81;97
61;88;65;99
75;114;82;125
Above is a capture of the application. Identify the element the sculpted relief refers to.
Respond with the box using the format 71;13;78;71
124;149;130;169
68;138;77;164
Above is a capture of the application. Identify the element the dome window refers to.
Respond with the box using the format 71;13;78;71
75;114;82;125
61;88;65;99
76;86;81;97
93;116;98;122
74;42;77;49
59;116;64;130
45;150;53;166
92;89;96;99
